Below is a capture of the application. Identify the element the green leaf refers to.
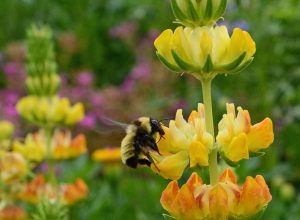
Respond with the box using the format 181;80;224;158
156;52;181;72
202;55;214;73
204;0;213;19
171;0;188;21
214;0;227;18
163;214;179;220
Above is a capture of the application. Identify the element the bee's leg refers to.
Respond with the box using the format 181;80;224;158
145;153;160;172
137;159;151;167
144;134;161;155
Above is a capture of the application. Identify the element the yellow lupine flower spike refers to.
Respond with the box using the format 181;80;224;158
154;25;255;79
217;103;274;165
161;169;272;220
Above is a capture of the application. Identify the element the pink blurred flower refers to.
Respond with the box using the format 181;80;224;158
109;22;137;39
130;63;150;80
79;113;97;129
76;71;94;87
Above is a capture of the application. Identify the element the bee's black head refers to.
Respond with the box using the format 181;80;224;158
150;118;165;136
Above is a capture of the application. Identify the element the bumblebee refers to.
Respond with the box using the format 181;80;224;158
121;117;165;169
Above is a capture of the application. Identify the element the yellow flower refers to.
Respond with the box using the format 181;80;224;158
161;169;272;220
171;0;227;27
0;152;27;184
154;26;255;79
150;103;213;180
13;132;47;162
19;175;88;205
217;103;274;164
0;120;14;141
16;95;85;126
13;129;87;161
92;147;121;163
52;130;87;160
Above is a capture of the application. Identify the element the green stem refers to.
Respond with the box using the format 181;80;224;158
44;126;57;186
201;78;218;185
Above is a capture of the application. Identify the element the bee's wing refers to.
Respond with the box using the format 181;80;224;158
99;116;129;129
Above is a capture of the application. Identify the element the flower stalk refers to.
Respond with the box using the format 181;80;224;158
44;126;56;186
201;78;218;185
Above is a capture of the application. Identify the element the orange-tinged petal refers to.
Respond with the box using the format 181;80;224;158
247;118;274;152
209;184;229;220
160;181;180;217
225;133;249;162
188;110;198;123
186;172;203;192
219;168;237;184
189;140;209;167
238;176;265;216
174;184;201;220
255;175;272;203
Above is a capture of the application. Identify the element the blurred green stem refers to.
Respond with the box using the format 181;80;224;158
201;78;218;185
44;126;57;186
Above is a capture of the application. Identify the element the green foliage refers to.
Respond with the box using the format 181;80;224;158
31;197;69;220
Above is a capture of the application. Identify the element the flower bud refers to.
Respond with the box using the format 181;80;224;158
171;0;227;27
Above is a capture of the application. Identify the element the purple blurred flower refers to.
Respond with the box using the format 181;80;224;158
130;63;150;80
121;78;135;93
69;87;86;100
233;20;250;31
90;93;104;107
4;105;18;118
76;71;94;87
169;100;187;115
3;62;19;75
109;21;137;39
79;113;97;129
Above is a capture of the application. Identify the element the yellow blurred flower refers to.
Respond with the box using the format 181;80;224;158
13;133;47;162
62;178;89;205
19;175;88;205
13;129;87;161
217;103;274;164
161;169;272;220
0;120;14;141
92;147;121;163
171;0;227;27
154;26;255;79
16;95;85;126
0;152;27;185
52;130;87;160
150;103;213;180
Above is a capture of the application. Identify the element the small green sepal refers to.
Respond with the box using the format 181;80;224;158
214;0;227;18
171;50;198;71
156;52;181;72
163;214;179;220
202;55;214;73
249;151;266;158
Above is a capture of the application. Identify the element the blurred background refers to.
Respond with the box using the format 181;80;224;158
0;0;300;219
